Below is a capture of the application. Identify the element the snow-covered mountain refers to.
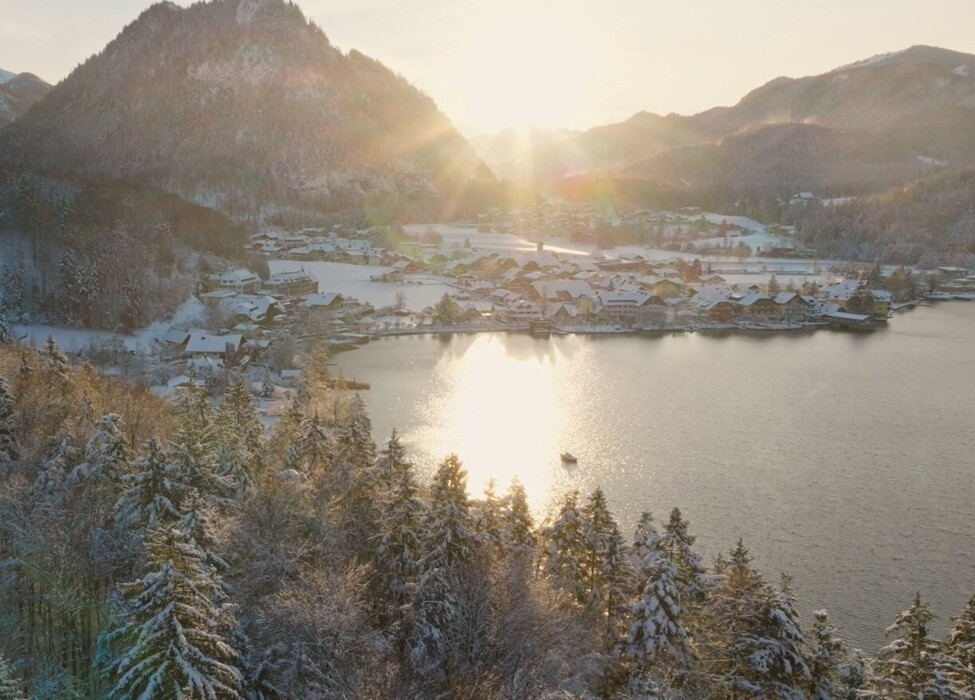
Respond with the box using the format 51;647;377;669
0;0;495;224
0;68;17;83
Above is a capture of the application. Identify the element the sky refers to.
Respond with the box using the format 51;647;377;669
2;0;975;135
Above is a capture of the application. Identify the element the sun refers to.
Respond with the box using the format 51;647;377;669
456;10;594;131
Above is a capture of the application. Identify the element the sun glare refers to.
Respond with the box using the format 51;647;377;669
456;10;593;131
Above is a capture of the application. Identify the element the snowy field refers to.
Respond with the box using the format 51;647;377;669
270;260;455;310
403;224;588;256
12;297;206;354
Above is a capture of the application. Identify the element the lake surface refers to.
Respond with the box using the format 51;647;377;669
334;303;975;651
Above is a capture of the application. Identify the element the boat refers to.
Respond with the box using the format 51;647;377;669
560;452;578;464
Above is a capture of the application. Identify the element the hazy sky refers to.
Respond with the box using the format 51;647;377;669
2;0;975;134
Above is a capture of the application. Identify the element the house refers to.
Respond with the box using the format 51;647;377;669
505;300;543;322
263;270;318;297
735;292;779;318
637;276;682;299
530;280;596;303
202;290;238;310
184;332;244;360
217;295;282;325
303;292;345;313
774;292;815;319
596;290;657;324
208;268;262;294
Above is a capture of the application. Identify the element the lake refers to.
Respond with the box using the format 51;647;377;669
333;302;975;652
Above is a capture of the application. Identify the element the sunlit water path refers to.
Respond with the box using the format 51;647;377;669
334;303;975;651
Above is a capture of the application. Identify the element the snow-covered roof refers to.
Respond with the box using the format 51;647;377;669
185;332;243;355
531;280;596;301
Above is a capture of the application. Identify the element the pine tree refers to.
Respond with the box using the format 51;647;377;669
434;293;457;325
502;479;535;552
626;553;691;670
260;367;274;399
870;592;959;699
541;490;590;606
809;608;850;699
0;309;10;345
0;655;25;700
296;411;332;476
70;413;132;485
171;385;230;506
180;489;230;576
602;523;635;649
632;511;664;587
419;454;478;573
0;375;18;465
215;374;264;495
475;479;506;560
580;486;620;611
373;431;425;606
43;335;70;383
100;529;243;699
659;507;709;608
114;438;184;532
945;596;975;696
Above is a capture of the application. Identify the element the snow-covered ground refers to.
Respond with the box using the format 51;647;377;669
270;260;455;310
403;224;589;256
12;297;206;354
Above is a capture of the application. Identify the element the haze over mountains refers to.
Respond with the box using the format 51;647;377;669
0;0;495;225
474;45;975;204
0;71;51;128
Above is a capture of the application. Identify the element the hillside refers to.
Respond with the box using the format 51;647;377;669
0;72;51;128
481;45;975;203
0;0;495;224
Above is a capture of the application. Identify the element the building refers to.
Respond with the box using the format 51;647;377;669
208;268;262;294
264;270;318;297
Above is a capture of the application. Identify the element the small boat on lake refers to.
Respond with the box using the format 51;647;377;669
560;452;578;464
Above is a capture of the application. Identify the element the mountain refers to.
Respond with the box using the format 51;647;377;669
488;45;975;204
0;72;52;128
0;0;495;224
468;126;580;177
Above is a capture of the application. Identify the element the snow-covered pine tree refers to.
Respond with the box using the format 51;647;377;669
419;454;479;573
626;552;692;673
869;592;959;699
100;528;243;699
541;490;590;606
602;523;636;650
171;385;231;507
809;608;850;699
747;573;811;698
333;394;379;555
475;479;506;560
503;478;535;552
296;410;332;477
260;367;274;399
632;511;664;590
43;335;71;383
180;489;230;576
581;486;620;611
0;654;27;700
114;438;184;532
69;413;132;486
215;373;264;495
945;596;975;696
373;431;425;608
0;375;18;466
659;507;710;608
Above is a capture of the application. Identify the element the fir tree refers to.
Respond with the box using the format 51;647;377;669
180;489;230;576
296;411;332;476
580;486;619;610
502;478;535;552
419;454;478;573
632;511;664;588
43;335;70;383
434;293;458;325
945;596;975;696
602;523;635;649
0;375;18;465
100;529;243;699
870;592;959;699
70;412;132;485
626;553;691;670
0;655;26;700
659;507;709;607
809;608;850;699
541;490;590;606
260;367;275;399
373;431;425;606
114;438;184;532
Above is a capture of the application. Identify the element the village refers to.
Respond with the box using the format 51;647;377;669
11;204;975;404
